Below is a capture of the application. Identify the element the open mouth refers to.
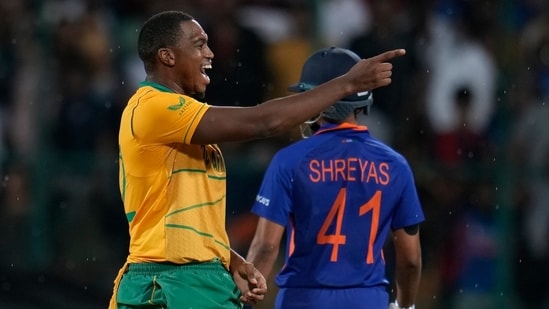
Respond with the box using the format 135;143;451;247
201;63;212;80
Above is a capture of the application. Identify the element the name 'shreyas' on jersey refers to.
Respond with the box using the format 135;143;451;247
255;157;390;206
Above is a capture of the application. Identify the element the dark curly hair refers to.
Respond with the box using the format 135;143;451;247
137;11;194;73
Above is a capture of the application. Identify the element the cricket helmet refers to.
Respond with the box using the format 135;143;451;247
288;46;373;121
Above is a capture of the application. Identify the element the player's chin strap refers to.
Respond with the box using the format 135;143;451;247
299;114;321;138
389;301;415;309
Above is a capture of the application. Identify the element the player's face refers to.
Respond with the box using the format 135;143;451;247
173;20;214;96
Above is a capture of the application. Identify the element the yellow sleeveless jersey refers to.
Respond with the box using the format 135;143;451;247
118;81;230;269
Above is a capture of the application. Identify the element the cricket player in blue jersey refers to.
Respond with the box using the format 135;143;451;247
246;47;424;309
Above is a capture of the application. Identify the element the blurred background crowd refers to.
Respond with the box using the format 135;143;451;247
0;0;548;308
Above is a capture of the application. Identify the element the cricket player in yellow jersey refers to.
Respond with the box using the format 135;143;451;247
109;10;406;309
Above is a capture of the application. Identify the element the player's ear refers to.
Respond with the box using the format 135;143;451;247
158;48;175;67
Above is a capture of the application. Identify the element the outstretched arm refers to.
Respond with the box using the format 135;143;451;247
392;226;422;308
192;49;406;144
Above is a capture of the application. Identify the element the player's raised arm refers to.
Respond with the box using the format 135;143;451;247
192;48;407;144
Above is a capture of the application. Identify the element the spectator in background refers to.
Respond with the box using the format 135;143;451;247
263;2;313;99
0;0;41;274
438;179;499;309
1;0;41;167
348;0;427;145
423;1;497;142
420;5;500;308
191;0;271;107
246;1;316;147
433;86;493;167
317;0;371;47
510;7;549;304
40;1;129;283
0;2;14;173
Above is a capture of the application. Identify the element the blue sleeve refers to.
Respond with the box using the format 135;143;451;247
251;152;293;227
391;162;425;229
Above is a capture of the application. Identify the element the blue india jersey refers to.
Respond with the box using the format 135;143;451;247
251;123;425;289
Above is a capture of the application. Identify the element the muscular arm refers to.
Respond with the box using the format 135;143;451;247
191;49;406;144
246;217;285;280
392;227;422;307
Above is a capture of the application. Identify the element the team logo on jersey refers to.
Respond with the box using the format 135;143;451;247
256;194;270;206
168;97;185;111
202;145;225;175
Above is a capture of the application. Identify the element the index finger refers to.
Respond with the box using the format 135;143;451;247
368;49;406;63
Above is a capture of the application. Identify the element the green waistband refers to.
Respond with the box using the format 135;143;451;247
128;259;224;273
